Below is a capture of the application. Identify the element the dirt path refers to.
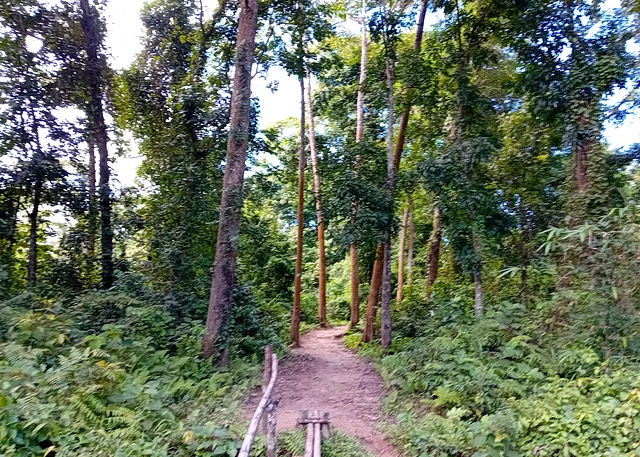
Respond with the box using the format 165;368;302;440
247;326;398;457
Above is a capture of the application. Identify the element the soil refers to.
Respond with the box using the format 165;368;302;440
245;326;399;457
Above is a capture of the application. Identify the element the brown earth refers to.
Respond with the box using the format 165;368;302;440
246;326;399;457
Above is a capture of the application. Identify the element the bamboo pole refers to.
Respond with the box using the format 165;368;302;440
261;344;273;434
313;411;321;457
238;354;278;457
304;423;314;457
266;400;277;457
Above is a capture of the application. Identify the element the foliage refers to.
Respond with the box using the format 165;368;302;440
377;309;640;456
0;292;259;457
2;0;640;454
371;208;640;456
540;206;640;355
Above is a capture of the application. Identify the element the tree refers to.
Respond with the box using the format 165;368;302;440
420;0;507;317
306;67;329;328
203;0;259;361
119;0;234;314
0;0;75;289
394;0;427;304
291;76;306;346
350;0;369;328
396;205;408;303
362;0;427;342
505;0;636;219
79;0;114;289
371;0;404;348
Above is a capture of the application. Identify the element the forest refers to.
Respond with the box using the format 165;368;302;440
1;0;640;455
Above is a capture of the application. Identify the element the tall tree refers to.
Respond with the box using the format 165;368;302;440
203;0;259;360
120;0;235;314
291;76;306;346
506;0;636;220
375;1;402;348
79;0;113;289
421;0;507;316
306;68;329;328
349;0;369;328
0;0;72;289
426;205;441;289
406;204;414;284
87;137;97;266
363;0;427;341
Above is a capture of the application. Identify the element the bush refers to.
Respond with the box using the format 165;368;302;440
0;294;260;457
377;305;640;457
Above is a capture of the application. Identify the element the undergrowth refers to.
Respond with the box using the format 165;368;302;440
363;302;640;457
0;292;261;457
350;209;640;457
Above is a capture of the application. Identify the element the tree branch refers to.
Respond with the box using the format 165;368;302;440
605;84;640;121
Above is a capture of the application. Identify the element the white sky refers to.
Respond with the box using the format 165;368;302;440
104;0;640;187
105;0;302;186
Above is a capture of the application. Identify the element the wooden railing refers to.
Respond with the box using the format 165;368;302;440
238;345;279;457
238;345;330;457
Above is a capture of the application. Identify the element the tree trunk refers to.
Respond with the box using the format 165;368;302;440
349;0;369;329
572;103;598;196
306;69;328;328
355;0;367;146
407;207;414;285
87;136;97;270
427;206;441;289
474;270;484;317
566;9;597;201
349;244;359;327
518;196;528;306
392;0;428;170
80;0;113;289
520;265;528;306
87;137;96;252
368;0;426;334
27;176;43;288
473;232;484;317
396;206;408;303
380;56;395;349
381;238;393;348
362;243;383;343
202;0;259;360
291;77;306;346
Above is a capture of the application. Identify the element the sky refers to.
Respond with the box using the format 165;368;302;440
104;0;640;187
105;0;303;186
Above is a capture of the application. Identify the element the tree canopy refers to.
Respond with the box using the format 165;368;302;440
1;0;640;455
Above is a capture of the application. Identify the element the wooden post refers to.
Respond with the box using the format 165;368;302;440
304;422;314;457
321;412;330;439
313;414;321;457
238;354;278;457
261;345;273;434
266;399;277;457
299;410;330;456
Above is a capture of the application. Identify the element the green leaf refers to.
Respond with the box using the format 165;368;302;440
212;445;227;455
473;433;487;447
213;428;229;438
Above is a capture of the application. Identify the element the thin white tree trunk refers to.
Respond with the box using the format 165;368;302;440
407;207;414;285
306;70;328;327
350;0;369;328
381;54;395;349
396;206;408;303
